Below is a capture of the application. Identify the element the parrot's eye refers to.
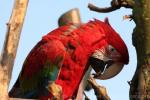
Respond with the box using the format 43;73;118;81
107;45;121;61
110;48;115;52
108;45;116;53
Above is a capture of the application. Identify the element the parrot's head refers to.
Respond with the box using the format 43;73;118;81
89;18;129;80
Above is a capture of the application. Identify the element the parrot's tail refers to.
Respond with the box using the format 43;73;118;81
9;78;38;99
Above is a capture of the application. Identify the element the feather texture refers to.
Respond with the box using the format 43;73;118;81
9;19;129;99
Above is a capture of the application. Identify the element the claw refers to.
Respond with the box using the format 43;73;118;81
87;76;111;100
92;71;102;78
88;76;99;88
47;81;63;100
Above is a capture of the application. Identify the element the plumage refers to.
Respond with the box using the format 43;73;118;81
9;19;129;100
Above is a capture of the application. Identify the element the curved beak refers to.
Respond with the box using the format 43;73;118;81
90;48;125;80
95;62;124;80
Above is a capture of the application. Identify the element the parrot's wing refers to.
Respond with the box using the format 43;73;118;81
9;39;66;99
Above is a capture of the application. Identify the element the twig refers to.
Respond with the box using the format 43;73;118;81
127;80;132;86
123;15;133;21
88;0;134;13
0;0;29;99
88;76;110;100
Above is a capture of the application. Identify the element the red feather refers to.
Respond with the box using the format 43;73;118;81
20;19;128;99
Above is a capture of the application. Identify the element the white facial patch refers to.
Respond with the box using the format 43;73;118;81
92;49;111;62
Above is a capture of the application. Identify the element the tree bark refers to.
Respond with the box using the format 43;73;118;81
0;0;29;99
130;0;150;100
58;8;81;26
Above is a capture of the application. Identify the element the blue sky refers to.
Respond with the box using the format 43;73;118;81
0;0;136;100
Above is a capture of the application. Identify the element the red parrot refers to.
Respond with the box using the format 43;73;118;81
9;18;129;100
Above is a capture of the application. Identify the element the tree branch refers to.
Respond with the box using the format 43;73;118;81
88;3;120;13
88;76;110;100
88;0;134;13
58;8;81;26
0;0;29;99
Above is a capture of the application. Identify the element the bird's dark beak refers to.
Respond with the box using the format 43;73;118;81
89;57;124;80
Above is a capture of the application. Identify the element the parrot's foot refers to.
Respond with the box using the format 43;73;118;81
87;76;111;100
47;81;63;100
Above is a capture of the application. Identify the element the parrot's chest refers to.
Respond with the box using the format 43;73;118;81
55;45;90;99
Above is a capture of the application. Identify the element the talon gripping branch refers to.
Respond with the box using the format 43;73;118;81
9;18;129;100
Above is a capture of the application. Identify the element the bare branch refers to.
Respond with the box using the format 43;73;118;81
123;15;133;21
88;3;120;13
121;0;135;8
0;0;29;99
58;8;81;26
88;0;134;13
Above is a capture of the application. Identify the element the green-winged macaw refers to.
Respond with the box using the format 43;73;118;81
9;18;129;100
